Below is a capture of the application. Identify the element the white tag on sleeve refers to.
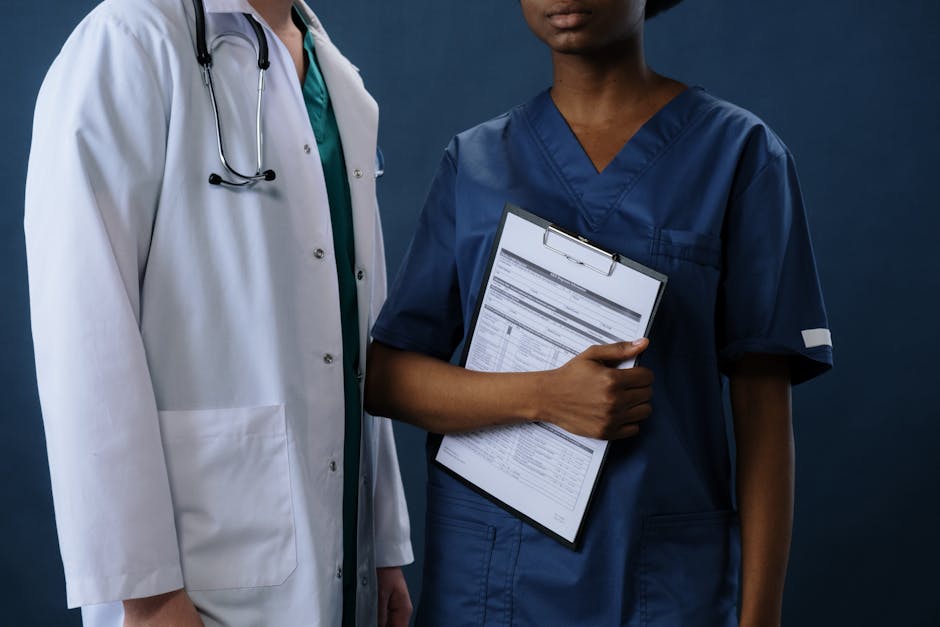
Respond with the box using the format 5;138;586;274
801;328;832;348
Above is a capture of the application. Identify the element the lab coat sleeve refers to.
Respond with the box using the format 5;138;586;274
371;417;414;568
368;208;414;568
24;15;183;607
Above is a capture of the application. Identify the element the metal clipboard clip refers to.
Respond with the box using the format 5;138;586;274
542;226;620;277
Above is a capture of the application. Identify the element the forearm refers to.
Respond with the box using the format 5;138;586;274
731;355;793;627
364;341;542;433
123;589;204;626
365;339;652;439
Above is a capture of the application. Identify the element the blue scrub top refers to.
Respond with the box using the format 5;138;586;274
373;87;832;626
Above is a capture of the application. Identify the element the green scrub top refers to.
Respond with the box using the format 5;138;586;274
294;11;361;626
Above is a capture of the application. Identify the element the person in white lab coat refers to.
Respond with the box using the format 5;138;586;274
24;0;413;625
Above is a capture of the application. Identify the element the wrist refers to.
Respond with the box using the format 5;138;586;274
123;589;183;619
738;602;782;627
123;589;199;625
519;371;547;423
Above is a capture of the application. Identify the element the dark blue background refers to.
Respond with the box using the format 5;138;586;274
3;1;938;625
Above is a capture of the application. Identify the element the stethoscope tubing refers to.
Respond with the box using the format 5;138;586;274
191;0;276;186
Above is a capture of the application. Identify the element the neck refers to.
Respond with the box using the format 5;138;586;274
247;0;295;31
550;34;658;124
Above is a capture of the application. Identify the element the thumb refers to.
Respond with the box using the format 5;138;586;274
580;338;648;365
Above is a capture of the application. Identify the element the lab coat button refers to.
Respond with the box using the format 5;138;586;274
303;144;311;154
353;168;363;179
356;269;365;281
313;248;325;259
361;576;368;587
336;566;343;579
323;353;334;364
329;460;337;472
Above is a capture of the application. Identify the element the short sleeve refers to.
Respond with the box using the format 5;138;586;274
372;148;464;360
717;149;833;384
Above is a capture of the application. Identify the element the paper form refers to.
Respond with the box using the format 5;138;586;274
436;207;666;546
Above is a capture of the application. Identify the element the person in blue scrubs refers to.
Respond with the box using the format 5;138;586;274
366;0;832;625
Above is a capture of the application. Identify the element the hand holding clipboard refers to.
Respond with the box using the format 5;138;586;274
435;204;667;547
536;337;654;440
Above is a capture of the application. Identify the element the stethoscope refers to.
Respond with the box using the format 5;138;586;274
192;0;276;187
190;0;386;187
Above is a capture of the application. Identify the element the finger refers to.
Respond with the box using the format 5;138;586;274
610;423;641;440
621;402;653;425
580;338;648;365
612;387;653;415
611;366;654;390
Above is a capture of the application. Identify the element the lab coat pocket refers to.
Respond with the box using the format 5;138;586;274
158;404;297;591
640;510;740;627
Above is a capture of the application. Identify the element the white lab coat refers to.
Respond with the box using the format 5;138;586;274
24;0;412;625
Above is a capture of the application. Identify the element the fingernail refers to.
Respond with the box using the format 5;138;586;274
632;338;646;346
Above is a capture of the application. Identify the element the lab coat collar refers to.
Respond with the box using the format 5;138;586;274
200;0;327;39
200;0;254;14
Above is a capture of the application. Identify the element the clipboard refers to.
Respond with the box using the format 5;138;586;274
434;203;668;548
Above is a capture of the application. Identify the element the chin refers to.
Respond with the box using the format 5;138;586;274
546;32;599;54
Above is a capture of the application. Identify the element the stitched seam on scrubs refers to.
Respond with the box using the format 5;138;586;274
640;518;649;626
727;148;790;205
602;100;724;229
520;106;591;219
370;325;455;362
503;521;522;626
718;339;833;374
480;527;496;625
729;151;810;349
650;238;722;269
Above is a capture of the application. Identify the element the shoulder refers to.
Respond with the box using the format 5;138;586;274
677;88;800;200
38;0;185;122
63;0;190;56
445;105;523;164
690;89;791;167
46;0;190;84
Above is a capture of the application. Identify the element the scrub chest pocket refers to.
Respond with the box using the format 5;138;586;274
649;228;722;271
158;404;297;590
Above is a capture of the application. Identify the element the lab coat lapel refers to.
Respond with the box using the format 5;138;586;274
303;19;380;361
294;10;383;622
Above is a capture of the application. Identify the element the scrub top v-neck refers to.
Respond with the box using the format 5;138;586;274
294;10;361;626
523;88;708;231
373;85;832;626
